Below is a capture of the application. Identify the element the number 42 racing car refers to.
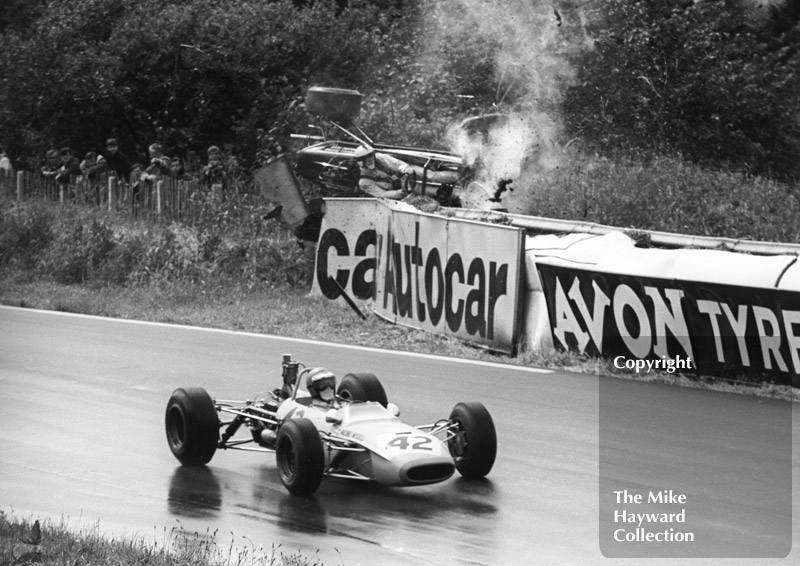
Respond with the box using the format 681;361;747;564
165;354;497;495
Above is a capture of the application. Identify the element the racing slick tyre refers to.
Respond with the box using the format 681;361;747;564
337;372;388;407
276;418;325;496
448;402;497;478
305;87;362;122
165;387;219;466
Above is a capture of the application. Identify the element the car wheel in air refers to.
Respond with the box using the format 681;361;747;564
305;87;362;122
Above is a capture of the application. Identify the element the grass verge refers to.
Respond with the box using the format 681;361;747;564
0;511;330;566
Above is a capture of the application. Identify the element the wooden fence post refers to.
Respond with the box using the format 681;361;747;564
156;180;163;216
108;177;116;211
16;171;24;200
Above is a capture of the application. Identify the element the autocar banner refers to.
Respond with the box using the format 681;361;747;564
312;199;525;354
537;263;800;385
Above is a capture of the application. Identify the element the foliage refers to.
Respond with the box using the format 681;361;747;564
0;510;328;566
508;149;800;241
0;0;390;169
0;196;315;289
563;0;800;178
0;201;55;268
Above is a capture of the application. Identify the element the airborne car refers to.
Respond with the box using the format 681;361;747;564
165;354;497;495
291;87;511;208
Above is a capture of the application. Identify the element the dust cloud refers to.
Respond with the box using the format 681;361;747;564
421;0;592;193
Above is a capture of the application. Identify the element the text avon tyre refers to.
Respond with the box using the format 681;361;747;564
448;401;497;478
276;418;325;495
165;387;219;465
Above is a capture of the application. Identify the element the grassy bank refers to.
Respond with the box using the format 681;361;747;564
0;512;326;566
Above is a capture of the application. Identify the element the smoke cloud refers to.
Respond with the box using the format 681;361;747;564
421;0;589;197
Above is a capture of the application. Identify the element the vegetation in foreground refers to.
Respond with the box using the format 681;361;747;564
0;512;330;566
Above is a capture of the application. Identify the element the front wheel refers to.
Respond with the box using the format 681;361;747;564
448;401;497;478
275;419;325;496
337;372;388;407
165;387;219;465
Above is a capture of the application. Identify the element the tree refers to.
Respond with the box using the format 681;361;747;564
563;0;800;178
0;0;388;168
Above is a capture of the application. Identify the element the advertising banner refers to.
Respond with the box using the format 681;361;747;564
312;199;525;353
537;263;800;385
311;198;382;302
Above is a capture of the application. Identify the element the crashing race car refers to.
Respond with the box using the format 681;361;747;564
165;354;497;495
291;86;512;209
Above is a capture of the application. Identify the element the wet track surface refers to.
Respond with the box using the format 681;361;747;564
0;307;796;565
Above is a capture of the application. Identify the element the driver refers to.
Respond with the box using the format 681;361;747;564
353;144;462;203
306;367;338;405
353;145;414;200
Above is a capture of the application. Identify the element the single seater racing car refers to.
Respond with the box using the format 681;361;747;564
165;354;497;496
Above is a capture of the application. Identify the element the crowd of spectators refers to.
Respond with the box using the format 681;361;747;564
3;130;287;208
28;135;267;205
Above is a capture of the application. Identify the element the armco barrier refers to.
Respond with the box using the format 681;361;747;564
314;199;800;386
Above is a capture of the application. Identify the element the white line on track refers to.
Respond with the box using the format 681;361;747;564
1;306;552;374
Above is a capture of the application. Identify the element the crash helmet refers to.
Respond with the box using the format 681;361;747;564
306;367;337;402
353;145;376;162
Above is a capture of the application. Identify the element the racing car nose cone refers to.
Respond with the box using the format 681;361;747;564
398;456;455;485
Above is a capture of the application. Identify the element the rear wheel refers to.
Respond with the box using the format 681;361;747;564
448;402;497;478
305;87;362;122
337;372;388;407
165;387;219;465
276;419;325;496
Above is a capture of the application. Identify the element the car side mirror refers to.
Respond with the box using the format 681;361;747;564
387;403;400;417
325;408;342;424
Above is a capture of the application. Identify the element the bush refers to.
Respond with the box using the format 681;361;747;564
43;217;116;284
0;201;54;268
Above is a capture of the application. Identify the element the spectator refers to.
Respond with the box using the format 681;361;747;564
41;149;61;179
80;152;104;180
170;156;187;180
101;137;132;181
201;145;227;190
141;143;172;183
55;147;82;187
0;145;13;175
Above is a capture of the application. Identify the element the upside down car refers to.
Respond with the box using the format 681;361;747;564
165;354;497;495
291;86;512;209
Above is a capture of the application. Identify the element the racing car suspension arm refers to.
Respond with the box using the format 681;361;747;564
319;432;367;451
218;406;280;427
328;119;369;146
417;420;457;440
324;470;372;481
222;441;275;454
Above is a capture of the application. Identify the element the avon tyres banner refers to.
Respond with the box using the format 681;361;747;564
312;199;525;354
537;264;800;385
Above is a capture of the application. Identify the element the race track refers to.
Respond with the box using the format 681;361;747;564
0;306;796;565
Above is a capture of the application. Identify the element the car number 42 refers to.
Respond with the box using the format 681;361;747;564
383;433;433;452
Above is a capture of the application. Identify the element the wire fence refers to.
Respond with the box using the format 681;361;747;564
0;169;255;224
